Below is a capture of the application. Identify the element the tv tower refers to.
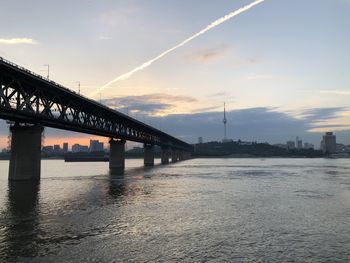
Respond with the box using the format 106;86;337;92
223;102;227;142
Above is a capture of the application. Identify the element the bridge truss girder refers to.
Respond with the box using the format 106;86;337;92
0;58;191;151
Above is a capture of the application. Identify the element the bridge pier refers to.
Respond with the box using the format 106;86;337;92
161;147;170;164
144;144;155;167
184;151;191;160
9;125;43;181
109;139;125;172
179;151;185;161
171;149;178;163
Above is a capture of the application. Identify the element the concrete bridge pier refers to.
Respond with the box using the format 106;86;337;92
109;139;126;172
171;149;178;163
161;147;170;164
9;125;44;181
179;151;185;161
184;151;192;160
181;151;188;160
144;143;155;167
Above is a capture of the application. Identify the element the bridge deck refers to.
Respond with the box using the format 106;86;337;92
0;57;191;150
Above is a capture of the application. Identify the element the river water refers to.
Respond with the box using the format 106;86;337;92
0;158;350;262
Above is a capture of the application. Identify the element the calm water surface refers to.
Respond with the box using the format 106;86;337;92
1;158;350;262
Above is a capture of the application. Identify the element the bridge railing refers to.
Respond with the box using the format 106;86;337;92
0;56;89;100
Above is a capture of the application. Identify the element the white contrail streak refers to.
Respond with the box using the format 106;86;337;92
91;0;265;97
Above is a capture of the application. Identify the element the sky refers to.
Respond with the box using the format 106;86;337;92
0;0;350;149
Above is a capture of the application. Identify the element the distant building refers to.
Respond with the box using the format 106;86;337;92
345;145;350;153
336;143;347;153
286;141;295;150
72;144;89;153
304;142;314;150
53;144;61;154
273;144;287;149
81;145;89;152
297;140;302;149
127;147;143;155
321;132;336;153
320;140;325;151
63;142;68;153
89;140;104;152
1;148;9;153
296;136;303;149
198;137;203;144
42;145;54;153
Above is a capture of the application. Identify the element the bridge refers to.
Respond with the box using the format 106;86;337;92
0;57;192;180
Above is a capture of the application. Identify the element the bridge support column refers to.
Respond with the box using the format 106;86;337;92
9;125;43;181
109;139;125;172
144;144;155;167
171;149;178;163
161;147;170;164
179;151;185;161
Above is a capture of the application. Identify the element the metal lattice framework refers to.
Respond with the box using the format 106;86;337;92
0;57;191;151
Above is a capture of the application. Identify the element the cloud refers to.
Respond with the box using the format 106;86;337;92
185;45;230;63
299;89;350;96
145;107;305;143
144;107;350;145
320;90;350;96
310;124;349;129
206;91;231;98
300;107;346;121
0;38;37;45
98;101;349;141
102;93;197;115
0;106;349;148
191;106;221;113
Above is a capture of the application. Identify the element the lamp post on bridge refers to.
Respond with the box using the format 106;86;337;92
76;81;81;95
43;64;50;80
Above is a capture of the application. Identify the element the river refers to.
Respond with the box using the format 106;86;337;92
1;158;350;262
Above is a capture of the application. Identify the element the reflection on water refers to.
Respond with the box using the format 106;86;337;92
2;181;40;259
1;158;350;262
108;173;127;199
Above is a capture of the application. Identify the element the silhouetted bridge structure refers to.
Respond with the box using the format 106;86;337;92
0;57;192;180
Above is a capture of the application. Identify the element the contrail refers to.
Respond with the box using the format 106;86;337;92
91;0;265;97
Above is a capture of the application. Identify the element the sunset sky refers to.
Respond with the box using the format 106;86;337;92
0;0;350;149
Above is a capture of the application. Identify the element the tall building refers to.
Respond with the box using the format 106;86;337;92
89;140;104;152
198;137;203;144
286;141;295;150
321;132;336;153
63;142;68;153
72;144;89;153
304;142;314;150
42;145;54;153
72;144;79;153
53;144;61;154
296;136;303;149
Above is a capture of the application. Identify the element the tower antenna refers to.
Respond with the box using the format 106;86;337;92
223;102;227;142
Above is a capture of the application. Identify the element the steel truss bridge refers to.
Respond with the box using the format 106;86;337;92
0;57;191;151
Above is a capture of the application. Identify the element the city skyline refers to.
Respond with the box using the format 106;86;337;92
4;131;347;154
1;0;350;146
